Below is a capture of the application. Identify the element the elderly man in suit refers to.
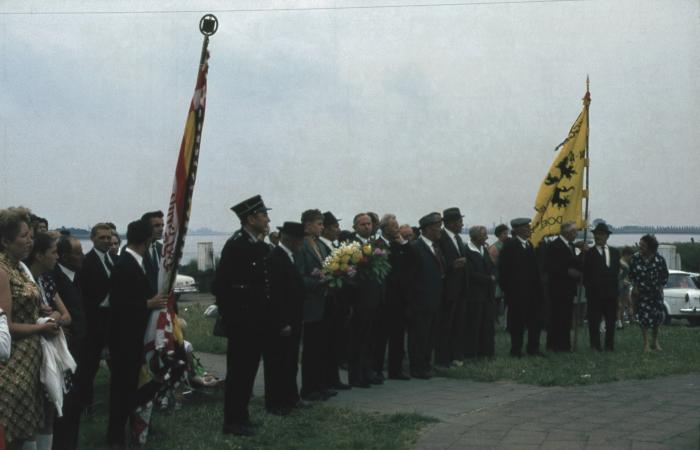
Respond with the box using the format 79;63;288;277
107;219;167;447
546;221;582;353
407;212;445;379
499;218;544;357
77;223;116;411
583;223;621;351
296;209;338;401
266;222;306;415
435;207;467;367
212;195;274;436
464;225;497;359
52;234;86;450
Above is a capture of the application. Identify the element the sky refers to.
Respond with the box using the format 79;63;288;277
1;0;698;232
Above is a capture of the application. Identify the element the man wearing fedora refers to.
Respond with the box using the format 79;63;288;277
406;212;445;379
212;195;273;436
583;222;621;351
435;207;467;367
266;222;306;415
498;217;545;357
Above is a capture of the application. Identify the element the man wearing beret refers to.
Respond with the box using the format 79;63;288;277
498;218;544;357
212;195;273;436
406;212;445;379
435;207;467;368
583;223;620;351
266;222;306;415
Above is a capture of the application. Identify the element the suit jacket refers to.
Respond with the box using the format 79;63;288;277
406;238;444;313
583;245;621;300
108;251;155;360
52;265;85;341
80;249;113;315
498;237;542;306
464;244;495;303
438;230;467;304
143;241;163;294
295;238;330;323
212;232;272;329
547;237;582;302
349;235;384;311
384;240;412;308
267;246;305;330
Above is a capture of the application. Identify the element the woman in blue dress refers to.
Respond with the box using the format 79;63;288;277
628;234;668;352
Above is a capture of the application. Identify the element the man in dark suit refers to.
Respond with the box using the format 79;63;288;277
372;214;411;380
464;225;496;359
498;218;544;357
107;219;167;446
406;212;445;379
296;209;337;401
435;207;467;367
583;223;621;351
141;211;164;295
546;222;583;352
347;213;384;387
52;234;86;450
266;222;306;415
212;195;273;437
77;223;116;412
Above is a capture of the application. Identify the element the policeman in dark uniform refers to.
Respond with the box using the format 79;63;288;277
212;195;272;437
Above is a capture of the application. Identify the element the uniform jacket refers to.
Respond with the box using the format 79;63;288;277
267;246;306;330
212;232;272;329
583;245;621;300
498;237;542;306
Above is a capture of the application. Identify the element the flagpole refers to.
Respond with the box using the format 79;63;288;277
573;76;591;351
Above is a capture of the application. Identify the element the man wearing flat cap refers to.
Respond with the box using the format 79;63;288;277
212;195;273;436
406;212;445;378
435;207;468;367
266;222;306;415
583;222;620;351
498;217;544;357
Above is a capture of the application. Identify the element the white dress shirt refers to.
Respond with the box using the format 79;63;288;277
516;236;530;249
467;240;484;256
597;245;610;267
420;235;436;255
319;236;336;252
443;228;461;254
125;247;146;273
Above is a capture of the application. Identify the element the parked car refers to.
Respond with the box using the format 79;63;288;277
663;270;700;325
174;274;198;294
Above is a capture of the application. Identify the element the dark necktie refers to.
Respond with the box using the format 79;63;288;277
569;242;576;254
455;233;465;256
104;254;113;271
432;242;445;276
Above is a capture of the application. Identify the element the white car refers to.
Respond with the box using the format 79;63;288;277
174;274;198;294
663;270;700;325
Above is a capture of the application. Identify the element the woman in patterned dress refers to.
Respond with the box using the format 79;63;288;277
628;234;669;352
0;208;59;449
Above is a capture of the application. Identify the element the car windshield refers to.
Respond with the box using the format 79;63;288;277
666;274;699;289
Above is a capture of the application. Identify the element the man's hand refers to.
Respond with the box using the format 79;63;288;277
453;257;466;269
147;294;168;310
280;325;291;337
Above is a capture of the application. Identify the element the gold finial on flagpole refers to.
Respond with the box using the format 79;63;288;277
583;75;591;106
586;75;590;93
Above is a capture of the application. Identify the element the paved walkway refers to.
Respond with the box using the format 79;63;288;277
197;352;699;449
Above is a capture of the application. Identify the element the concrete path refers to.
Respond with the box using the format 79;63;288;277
197;352;699;449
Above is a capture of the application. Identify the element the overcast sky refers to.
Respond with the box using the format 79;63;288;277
1;0;698;232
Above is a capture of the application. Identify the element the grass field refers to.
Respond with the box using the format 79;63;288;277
78;369;433;450
437;323;700;386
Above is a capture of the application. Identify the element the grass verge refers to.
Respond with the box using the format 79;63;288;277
438;324;700;386
79;369;434;449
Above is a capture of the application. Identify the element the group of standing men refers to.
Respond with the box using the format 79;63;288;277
212;195;507;437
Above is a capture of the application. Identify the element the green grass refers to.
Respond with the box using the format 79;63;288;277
79;369;433;450
179;302;227;354
438;324;700;386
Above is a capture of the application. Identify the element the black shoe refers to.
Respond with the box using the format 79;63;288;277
527;351;547;358
374;371;386;381
321;389;338;399
331;382;351;390
410;370;431;380
301;391;324;402
350;381;371;388
510;351;522;358
223;423;256;436
294;400;313;409
369;375;384;385
388;371;410;380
